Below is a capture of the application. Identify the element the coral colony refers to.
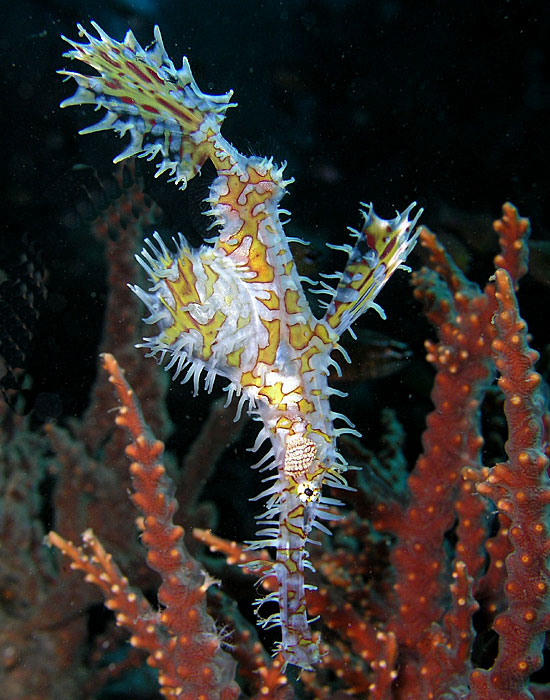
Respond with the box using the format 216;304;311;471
38;23;548;700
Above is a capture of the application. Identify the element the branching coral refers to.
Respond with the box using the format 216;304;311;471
45;204;550;698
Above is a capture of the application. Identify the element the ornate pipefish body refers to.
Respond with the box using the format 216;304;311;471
60;23;421;669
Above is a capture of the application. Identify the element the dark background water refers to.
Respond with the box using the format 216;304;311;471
1;0;549;449
1;3;549;696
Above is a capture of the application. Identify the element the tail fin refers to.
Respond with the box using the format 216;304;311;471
60;23;236;188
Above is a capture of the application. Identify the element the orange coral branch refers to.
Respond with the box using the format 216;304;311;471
468;270;550;699
49;353;239;700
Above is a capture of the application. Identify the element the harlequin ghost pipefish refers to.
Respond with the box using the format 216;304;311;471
60;23;421;669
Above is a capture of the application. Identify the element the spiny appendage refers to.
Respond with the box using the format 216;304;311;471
60;23;236;187
246;424;349;669
322;202;422;336
249;490;321;670
129;231;265;397
273;460;350;670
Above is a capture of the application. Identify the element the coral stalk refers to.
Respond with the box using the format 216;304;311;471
48;353;239;700
467;269;550;699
